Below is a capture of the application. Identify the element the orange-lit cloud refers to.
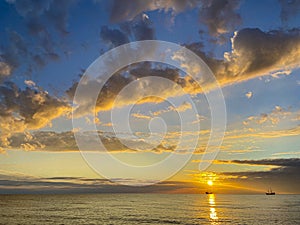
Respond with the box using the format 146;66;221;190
0;62;12;79
131;113;152;120
0;82;70;149
243;105;292;126
245;91;252;99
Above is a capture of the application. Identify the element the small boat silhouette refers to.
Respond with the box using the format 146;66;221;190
205;191;213;194
266;187;275;195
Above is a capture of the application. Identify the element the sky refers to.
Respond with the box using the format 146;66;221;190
0;0;300;194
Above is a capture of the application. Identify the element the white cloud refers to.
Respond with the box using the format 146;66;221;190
245;91;252;99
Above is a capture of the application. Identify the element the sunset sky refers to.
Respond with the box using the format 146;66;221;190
0;0;299;194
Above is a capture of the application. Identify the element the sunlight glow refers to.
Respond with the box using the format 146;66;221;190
207;180;213;186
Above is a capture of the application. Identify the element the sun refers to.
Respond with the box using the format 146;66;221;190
207;180;213;186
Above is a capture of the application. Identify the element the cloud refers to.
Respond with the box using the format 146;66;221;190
272;151;300;156
0;81;70;148
67;64;197;115
217;158;300;167
131;113;152;120
245;91;252;99
199;0;242;37
5;128;211;153
0;173;200;194
212;158;300;193
130;14;155;41
100;26;130;48
152;101;192;116
187;28;300;88
2;0;74;75
64;30;300;153
278;0;300;23
172;101;192;112
0;62;12;80
109;0;241;41
243;105;292;126
70;29;300;117
0;30;27;71
226;125;300;140
109;0;199;23
100;14;155;48
6;0;73;34
7;130;179;153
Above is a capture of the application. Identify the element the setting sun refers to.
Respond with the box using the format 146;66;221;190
207;180;213;186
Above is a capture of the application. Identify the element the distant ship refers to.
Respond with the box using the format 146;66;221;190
205;191;213;194
266;187;275;195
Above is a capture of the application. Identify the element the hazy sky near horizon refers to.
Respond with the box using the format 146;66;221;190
0;0;300;194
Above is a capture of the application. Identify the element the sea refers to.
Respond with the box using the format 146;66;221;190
0;194;299;224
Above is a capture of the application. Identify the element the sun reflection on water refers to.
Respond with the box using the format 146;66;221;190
208;194;218;221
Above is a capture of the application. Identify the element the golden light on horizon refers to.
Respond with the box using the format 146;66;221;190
207;180;213;186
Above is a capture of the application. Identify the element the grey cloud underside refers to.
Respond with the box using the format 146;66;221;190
218;158;300;193
219;158;300;167
0;175;193;194
199;0;242;38
7;131;175;152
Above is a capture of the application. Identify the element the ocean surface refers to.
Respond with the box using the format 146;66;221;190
0;194;299;224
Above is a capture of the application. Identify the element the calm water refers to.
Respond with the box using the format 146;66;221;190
0;194;299;224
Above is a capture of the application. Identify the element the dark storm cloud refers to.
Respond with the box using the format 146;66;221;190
199;0;242;38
